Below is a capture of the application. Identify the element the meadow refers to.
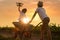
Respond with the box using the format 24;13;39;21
0;23;60;40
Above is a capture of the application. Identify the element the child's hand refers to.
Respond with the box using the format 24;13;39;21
28;20;32;24
16;2;23;7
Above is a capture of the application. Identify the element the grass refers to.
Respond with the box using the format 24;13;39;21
0;24;60;40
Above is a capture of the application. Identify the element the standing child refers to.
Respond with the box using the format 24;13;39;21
13;2;31;40
13;2;27;40
29;1;52;40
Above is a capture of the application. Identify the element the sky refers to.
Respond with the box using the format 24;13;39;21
0;0;60;27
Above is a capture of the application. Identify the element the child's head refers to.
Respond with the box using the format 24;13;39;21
22;8;27;13
37;1;43;7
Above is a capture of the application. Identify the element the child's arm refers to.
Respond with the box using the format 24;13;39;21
18;6;21;12
29;11;37;23
16;2;23;12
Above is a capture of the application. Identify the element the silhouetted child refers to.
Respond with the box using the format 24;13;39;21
29;1;52;40
13;3;27;40
13;2;31;40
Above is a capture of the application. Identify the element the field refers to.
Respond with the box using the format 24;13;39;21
0;23;60;40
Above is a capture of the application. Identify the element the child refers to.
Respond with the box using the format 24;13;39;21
13;2;31;40
17;3;27;23
29;1;52;40
13;2;27;40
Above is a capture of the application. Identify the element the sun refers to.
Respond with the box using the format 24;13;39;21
22;17;30;24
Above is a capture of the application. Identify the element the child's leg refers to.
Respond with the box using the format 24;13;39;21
43;24;52;40
40;17;52;40
40;25;48;40
40;26;44;40
47;26;52;40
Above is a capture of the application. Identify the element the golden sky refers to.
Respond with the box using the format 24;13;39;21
0;0;60;27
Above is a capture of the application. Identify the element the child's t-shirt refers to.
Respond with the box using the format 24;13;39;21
16;11;26;22
19;11;26;21
35;7;48;21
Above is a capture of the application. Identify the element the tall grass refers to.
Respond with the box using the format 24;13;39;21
0;23;60;40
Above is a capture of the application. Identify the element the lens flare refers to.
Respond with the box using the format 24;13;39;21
22;17;30;24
